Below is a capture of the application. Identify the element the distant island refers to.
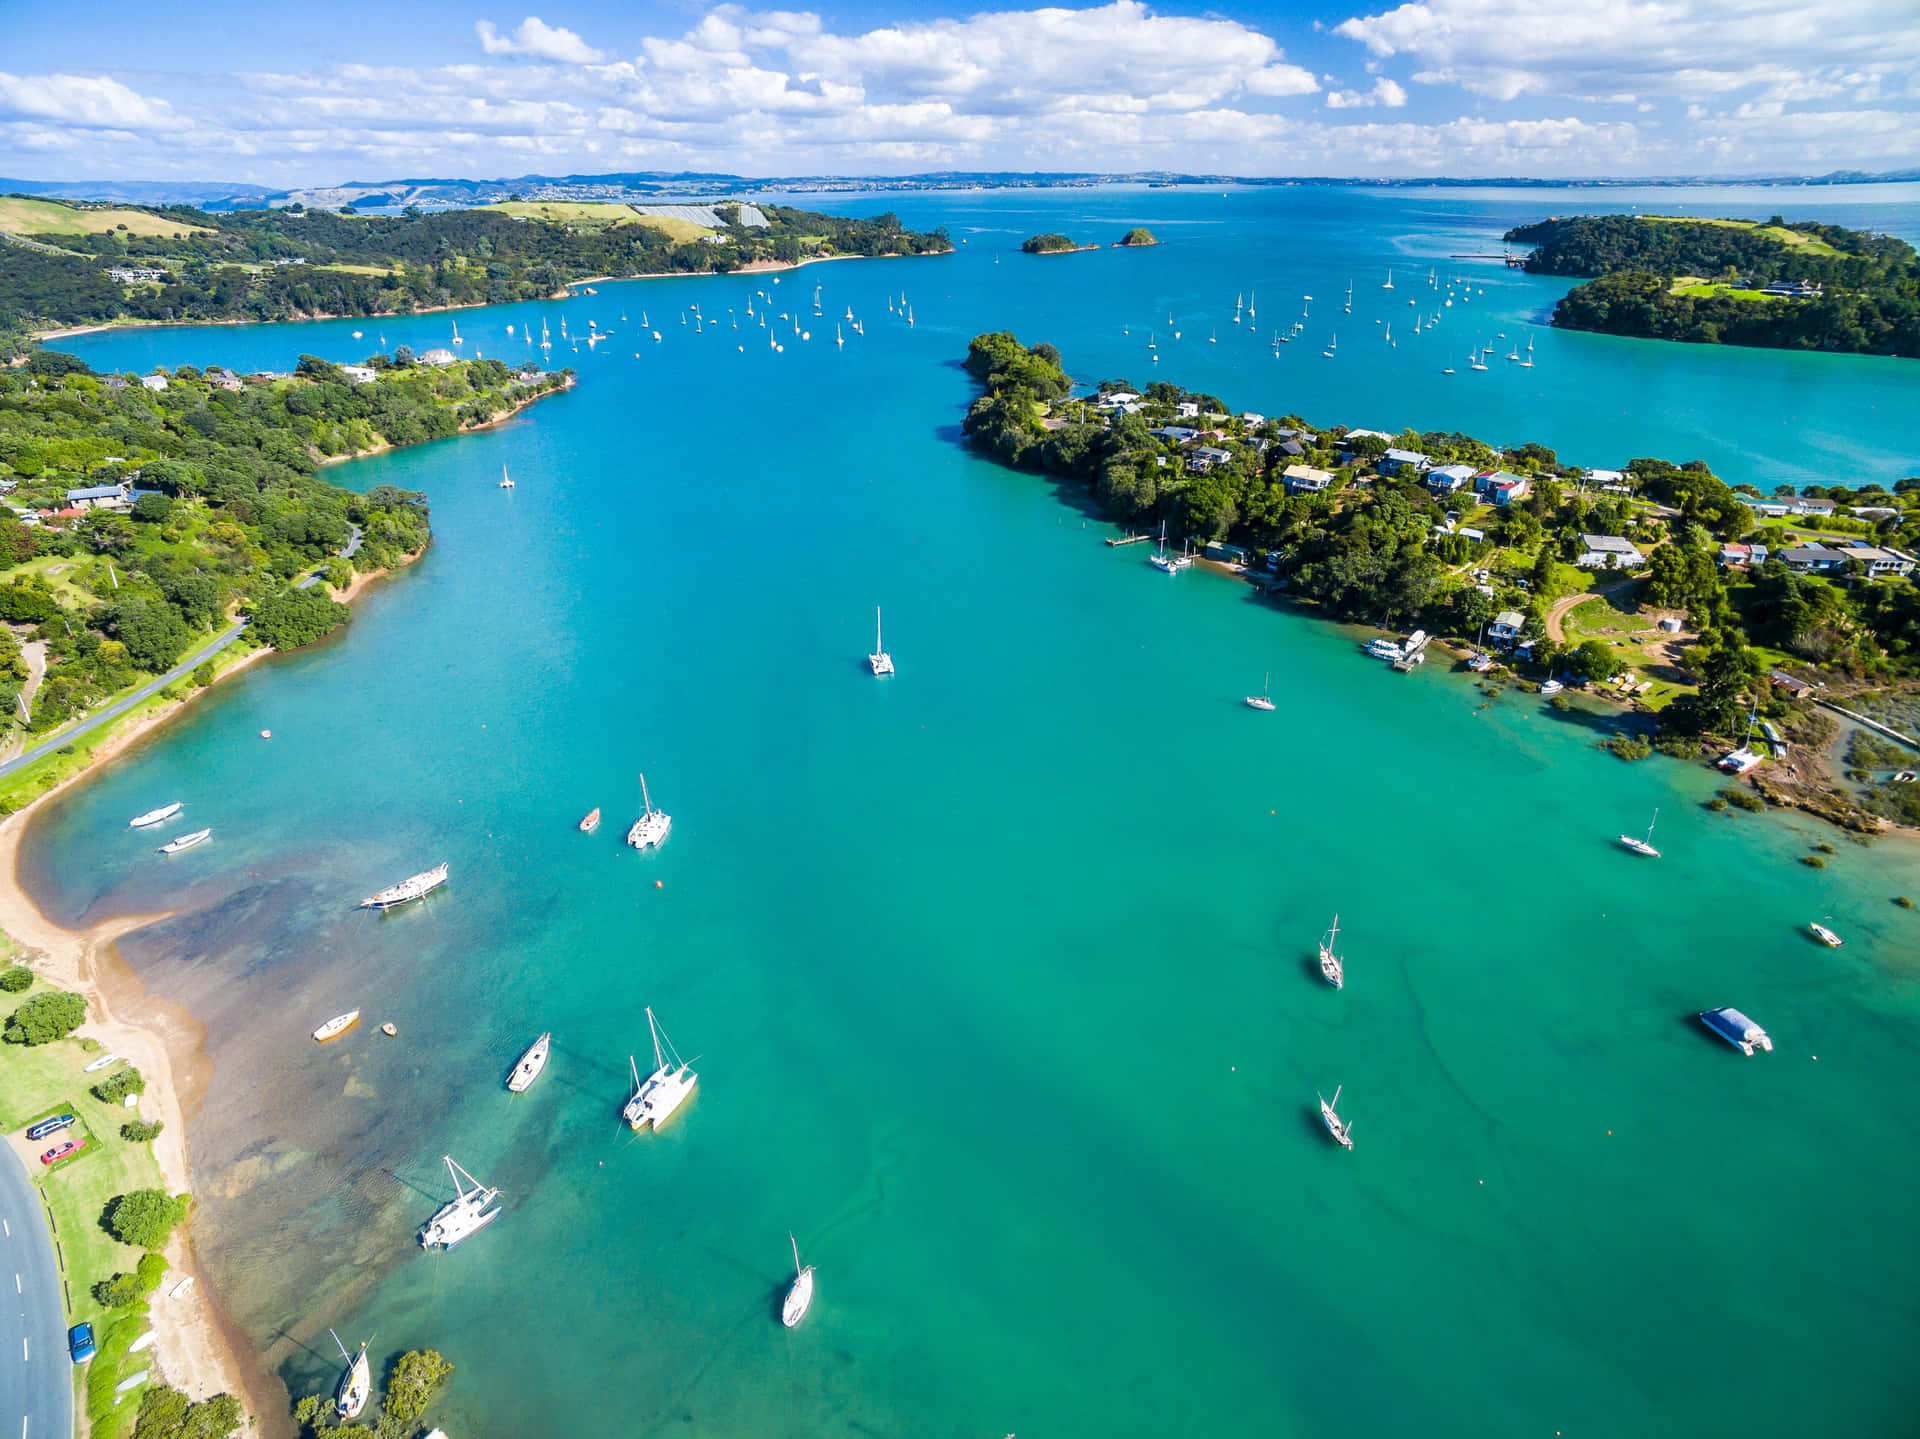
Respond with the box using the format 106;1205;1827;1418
0;349;569;806
961;329;1920;831
1116;228;1159;247
1506;214;1920;357
0;197;951;357
1020;233;1097;255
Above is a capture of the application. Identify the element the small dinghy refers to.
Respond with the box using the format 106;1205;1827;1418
579;807;601;834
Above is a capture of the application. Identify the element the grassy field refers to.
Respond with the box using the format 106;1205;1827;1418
1562;592;1656;637
487;200;712;243
628;213;712;243
1671;279;1777;302
1642;214;1842;257
0;197;212;239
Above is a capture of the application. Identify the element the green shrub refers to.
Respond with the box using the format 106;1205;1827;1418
1813;842;1837;854
1706;797;1729;811
0;964;32;992
4;989;85;1044
122;1118;164;1142
1601;733;1653;761
92;1067;145;1103
193;661;216;687
136;1251;168;1293
105;1189;190;1250
91;1272;144;1308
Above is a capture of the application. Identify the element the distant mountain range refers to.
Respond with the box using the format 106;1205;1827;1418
4;167;1917;212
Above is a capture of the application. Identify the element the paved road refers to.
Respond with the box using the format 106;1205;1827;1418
0;523;362;782
0;1142;72;1439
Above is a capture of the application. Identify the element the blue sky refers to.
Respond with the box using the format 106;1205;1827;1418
2;0;1916;184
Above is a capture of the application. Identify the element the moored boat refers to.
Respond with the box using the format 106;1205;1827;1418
1319;1085;1354;1150
313;1011;360;1043
1717;746;1762;775
579;807;601;834
626;774;671;850
1698;1006;1773;1056
418;1155;501;1250
360;862;449;910
129;802;182;829
1538;679;1564;695
1245;672;1276;711
330;1331;371;1421
868;606;895;676
624;1006;697;1131
158;828;211;854
1319;915;1344;989
507;1033;551;1092
1617;809;1661;858
782;1233;815;1328
1808;922;1843;948
1364;637;1402;660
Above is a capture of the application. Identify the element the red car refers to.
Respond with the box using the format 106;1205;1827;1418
40;1137;86;1165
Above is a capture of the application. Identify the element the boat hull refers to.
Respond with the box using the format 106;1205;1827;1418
507;1035;551;1092
313;1012;360;1043
783;1269;815;1328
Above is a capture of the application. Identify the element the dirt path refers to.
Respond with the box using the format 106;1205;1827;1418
1547;577;1640;644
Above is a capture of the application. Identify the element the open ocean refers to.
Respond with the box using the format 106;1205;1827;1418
30;182;1920;1438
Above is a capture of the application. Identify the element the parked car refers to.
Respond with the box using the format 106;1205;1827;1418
68;1322;95;1364
39;1137;85;1165
25;1113;76;1142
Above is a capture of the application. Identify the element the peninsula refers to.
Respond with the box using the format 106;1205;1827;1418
1505;214;1920;357
0;197;951;354
962;330;1920;829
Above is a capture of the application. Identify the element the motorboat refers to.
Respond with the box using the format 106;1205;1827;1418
158;828;211;854
1698;1007;1774;1056
782;1234;815;1328
312;1011;360;1043
507;1033;551;1092
626;774;671;850
1538;679;1564;695
623;1007;697;1131
417;1156;502;1250
1319;1086;1354;1150
360;863;449;910
1364;637;1402;660
129;803;182;829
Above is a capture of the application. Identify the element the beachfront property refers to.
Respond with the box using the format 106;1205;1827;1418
1425;463;1477;495
1578;534;1646;569
1770;668;1816;698
1206;541;1251;565
206;368;244;391
1284;463;1335;494
1378;448;1429;476
1781;544;1916;578
1488;610;1527;642
1585;468;1630;493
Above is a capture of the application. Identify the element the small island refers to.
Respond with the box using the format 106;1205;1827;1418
1020;233;1098;256
1505;214;1919;358
1115;228;1159;247
961;329;1920;832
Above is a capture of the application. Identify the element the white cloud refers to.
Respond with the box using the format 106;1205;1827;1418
475;16;605;65
1327;77;1408;108
0;72;178;130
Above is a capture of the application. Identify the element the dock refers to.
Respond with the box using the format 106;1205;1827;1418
1449;253;1529;267
1105;533;1152;547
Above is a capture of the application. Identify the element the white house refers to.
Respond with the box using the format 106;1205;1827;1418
139;373;169;391
419;348;458;366
1283;464;1334;494
1578;534;1645;569
1187;446;1234;473
1175;401;1201;419
1240;412;1266;428
1425;463;1476;494
340;365;379;384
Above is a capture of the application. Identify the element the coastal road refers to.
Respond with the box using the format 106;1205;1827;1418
0;524;362;781
0;1142;72;1439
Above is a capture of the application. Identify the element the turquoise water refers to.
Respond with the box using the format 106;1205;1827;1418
31;183;1920;1438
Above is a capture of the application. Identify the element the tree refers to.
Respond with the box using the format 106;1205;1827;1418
104;599;191;672
1567;639;1619;682
122;1118;165;1141
106;1188;190;1249
93;1067;145;1103
4;990;86;1045
248;586;349;650
382;1349;454;1424
131;1385;241;1439
392;345;415;366
1118;227;1158;246
0;965;31;992
132;493;177;524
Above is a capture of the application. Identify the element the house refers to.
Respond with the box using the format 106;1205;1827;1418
1458;526;1487;542
107;267;167;283
1578;534;1645;569
1175;402;1200;419
1488;610;1527;642
1187;446;1234;473
1283;464;1334;494
1097;391;1141;407
1425;463;1477;495
1205;541;1250;565
206;368;243;391
1484;474;1530;506
1344;428;1393;444
1790;496;1837;517
340;365;379;384
139;373;169;392
1770;669;1815;699
1240;412;1265;429
1586;468;1627;489
1750;500;1790;518
104;376;128;391
1277;438;1307;458
1775;544;1913;575
64;484;131;512
1152;426;1200;444
1718;543;1752;567
1378;448;1428;476
1852;506;1900;522
419;348;458;366
1856;546;1916;577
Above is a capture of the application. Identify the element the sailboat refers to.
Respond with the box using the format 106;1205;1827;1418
626;774;671;851
623;1007;697;1131
1248;289;1255;320
1245;673;1276;711
1469;348;1488;372
498;464;514;490
417;1156;502;1249
782;1233;815;1328
330;1331;370;1421
1318;916;1344;989
1149;519;1178;574
507;1033;550;1093
1208;329;1217;344
129;802;183;829
1319;1086;1354;1151
1233;293;1243;324
1617;808;1661;858
1519;336;1535;369
1717;698;1764;774
868;607;895;676
836;324;844;348
1322;332;1337;358
1383;269;1395;290
451;320;463;346
359;862;449;910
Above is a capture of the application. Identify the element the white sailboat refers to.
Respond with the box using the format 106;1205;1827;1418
1245;673;1276;711
359;862;449;910
1149;518;1176;573
158;828;211;854
1319;915;1344;989
623;1007;697;1131
626;774;671;850
1319;1086;1354;1150
1322;332;1337;358
330;1331;371;1421
312;1011;360;1043
417;1155;502;1250
1383;268;1395;290
129;802;183;829
1617;808;1661;858
507;1033;550;1092
782;1233;815;1328
498;464;514;490
450;320;463;346
868;607;895;676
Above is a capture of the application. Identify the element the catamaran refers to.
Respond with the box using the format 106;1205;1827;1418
312;1011;360;1043
330;1331;371;1421
868;607;895;676
626;774;671;851
360;862;449;910
782;1233;815;1328
159;828;211;854
623;1006;697;1131
1245;673;1276;711
417;1155;501;1250
1319;1086;1354;1150
507;1032;550;1092
1617;809;1661;858
1319;916;1344;989
498;464;514;490
129;802;182;828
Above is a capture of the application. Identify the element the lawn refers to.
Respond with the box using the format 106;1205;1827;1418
1641;214;1842;257
1562;593;1656;637
625;213;712;243
1672;281;1776;302
0;197;212;239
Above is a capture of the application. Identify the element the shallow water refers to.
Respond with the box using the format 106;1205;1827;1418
32;182;1920;1438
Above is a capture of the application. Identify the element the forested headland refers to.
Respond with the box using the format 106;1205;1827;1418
0;348;566;753
1505;214;1920;356
0;198;951;356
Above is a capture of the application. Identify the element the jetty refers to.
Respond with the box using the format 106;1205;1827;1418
1106;533;1153;547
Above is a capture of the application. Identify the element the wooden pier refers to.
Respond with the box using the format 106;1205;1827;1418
1105;533;1152;547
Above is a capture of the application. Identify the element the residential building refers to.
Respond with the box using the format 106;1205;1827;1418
1776;543;1912;577
1205;542;1250;565
1718;543;1752;567
107;267;168;283
1187;446;1233;473
340;365;379;384
1578;534;1645;569
1277;438;1307;458
1488;610;1527;642
1344;428;1393;444
1790;496;1837;517
1151;426;1199;444
1749;500;1790;518
419;348;458;366
1378;448;1428;476
1852;506;1900;522
1283;464;1334;494
1770;669;1815;699
1175;401;1200;419
1425;463;1476;495
1240;412;1265;429
139;373;169;391
1484;474;1530;506
64;484;131;512
206;368;243;391
1585;468;1627;489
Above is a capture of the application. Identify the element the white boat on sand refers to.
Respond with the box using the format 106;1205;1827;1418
313;1011;360;1043
626;774;671;850
507;1033;550;1092
624;1007;697;1131
129;802;182;829
418;1155;501;1250
159;828;211;854
360;863;449;910
83;1053;120;1073
782;1233;815;1328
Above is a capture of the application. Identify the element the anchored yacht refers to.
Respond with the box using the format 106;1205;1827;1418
129;802;182;829
330;1332;370;1421
1319;916;1344;989
624;1007;697;1131
159;828;211;854
417;1156;501;1250
360;863;449;910
868;607;895;676
783;1233;815;1328
1319;1086;1354;1151
507;1033;550;1093
626;774;671;851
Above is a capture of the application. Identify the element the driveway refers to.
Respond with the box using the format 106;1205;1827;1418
1547;576;1640;644
0;1140;73;1439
